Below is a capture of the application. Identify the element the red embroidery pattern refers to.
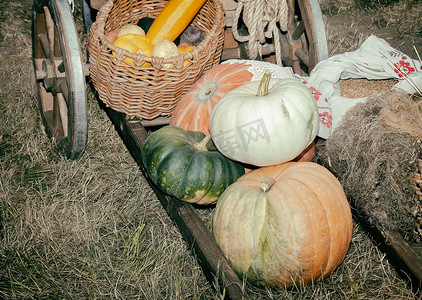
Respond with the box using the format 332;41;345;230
319;112;332;128
393;60;415;77
309;87;322;101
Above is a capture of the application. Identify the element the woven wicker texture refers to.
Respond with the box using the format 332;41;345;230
89;0;225;120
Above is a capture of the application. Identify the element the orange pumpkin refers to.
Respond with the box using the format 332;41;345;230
170;61;255;134
293;140;316;162
213;162;353;288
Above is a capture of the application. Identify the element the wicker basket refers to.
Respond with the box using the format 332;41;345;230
89;0;225;120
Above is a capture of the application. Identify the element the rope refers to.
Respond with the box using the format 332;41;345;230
232;0;288;66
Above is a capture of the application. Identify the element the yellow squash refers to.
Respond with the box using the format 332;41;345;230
113;34;153;67
178;44;197;66
146;0;207;45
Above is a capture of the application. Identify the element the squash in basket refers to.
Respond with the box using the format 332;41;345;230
178;43;196;53
152;39;180;69
213;162;353;288
209;72;319;166
118;24;145;37
141;125;245;205
112;34;153;67
146;0;207;45
178;43;197;67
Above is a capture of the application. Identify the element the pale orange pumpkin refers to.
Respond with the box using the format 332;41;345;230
213;162;353;288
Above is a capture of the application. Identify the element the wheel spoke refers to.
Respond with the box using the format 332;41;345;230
58;77;69;104
287;0;296;28
295;48;310;67
292;21;306;41
57;92;69;138
52;94;65;139
53;16;61;57
292;61;302;75
43;6;55;57
38;32;52;59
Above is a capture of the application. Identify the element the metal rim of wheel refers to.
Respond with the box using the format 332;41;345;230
32;0;88;160
282;0;329;75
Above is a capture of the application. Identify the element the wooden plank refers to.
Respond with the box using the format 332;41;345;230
381;230;422;288
354;211;422;293
89;0;106;11
105;108;248;300
223;28;239;50
220;0;238;11
225;10;236;28
220;0;237;28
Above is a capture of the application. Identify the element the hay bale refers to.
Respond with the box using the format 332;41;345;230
316;90;422;240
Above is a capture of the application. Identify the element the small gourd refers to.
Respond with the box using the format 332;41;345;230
178;43;196;53
178;43;197;66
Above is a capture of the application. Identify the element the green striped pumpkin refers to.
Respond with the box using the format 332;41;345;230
141;125;245;205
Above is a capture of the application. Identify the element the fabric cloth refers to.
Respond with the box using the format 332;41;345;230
301;35;422;138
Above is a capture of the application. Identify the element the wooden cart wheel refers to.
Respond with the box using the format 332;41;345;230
223;0;328;75
32;0;88;160
283;0;329;74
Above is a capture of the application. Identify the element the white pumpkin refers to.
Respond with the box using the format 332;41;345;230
209;73;319;166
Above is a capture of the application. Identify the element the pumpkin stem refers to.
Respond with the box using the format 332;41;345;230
256;71;272;97
259;176;276;192
194;133;212;151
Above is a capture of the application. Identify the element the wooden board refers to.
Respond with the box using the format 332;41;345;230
89;0;106;11
354;209;422;294
221;0;237;28
104;107;249;300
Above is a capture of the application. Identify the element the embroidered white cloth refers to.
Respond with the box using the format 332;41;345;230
301;35;422;138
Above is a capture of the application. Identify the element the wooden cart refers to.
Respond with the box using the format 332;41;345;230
31;0;422;297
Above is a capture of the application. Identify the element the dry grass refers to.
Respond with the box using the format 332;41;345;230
0;0;421;299
322;0;422;57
